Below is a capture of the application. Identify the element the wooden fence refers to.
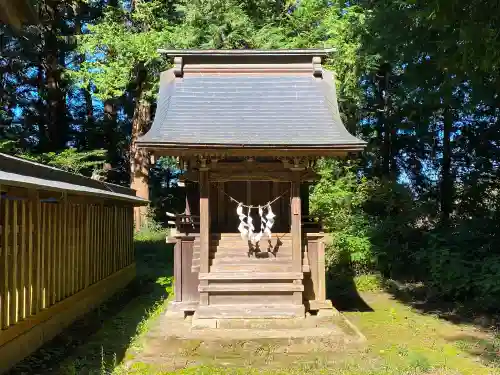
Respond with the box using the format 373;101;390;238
0;154;147;373
0;195;134;329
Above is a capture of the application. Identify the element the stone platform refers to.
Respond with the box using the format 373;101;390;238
122;309;365;372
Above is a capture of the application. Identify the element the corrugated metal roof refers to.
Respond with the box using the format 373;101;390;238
0;153;147;205
138;74;365;148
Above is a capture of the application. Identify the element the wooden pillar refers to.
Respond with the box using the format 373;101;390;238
217;182;225;231
199;167;210;305
174;238;182;302
291;172;302;273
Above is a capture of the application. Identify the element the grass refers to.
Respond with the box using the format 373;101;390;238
8;232;500;375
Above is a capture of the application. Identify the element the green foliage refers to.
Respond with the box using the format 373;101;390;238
311;158;375;273
354;274;383;292
0;139;17;153
16;149;107;175
134;210;170;243
74;1;173;101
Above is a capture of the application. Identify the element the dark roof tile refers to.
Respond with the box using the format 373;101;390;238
138;74;365;147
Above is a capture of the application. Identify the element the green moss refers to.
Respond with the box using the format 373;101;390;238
353;274;384;292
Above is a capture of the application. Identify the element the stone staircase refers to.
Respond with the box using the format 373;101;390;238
193;233;305;320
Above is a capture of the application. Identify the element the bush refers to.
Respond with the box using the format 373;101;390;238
312;158;500;311
310;158;376;274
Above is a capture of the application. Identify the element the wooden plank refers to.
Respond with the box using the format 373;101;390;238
120;207;124;269
102;207;106;278
73;205;79;292
56;203;62;301
26;197;33;317
20;201;26;320
43;204;49;308
125;207;130;266
0;188;3;330
118;207;123;269
81;205;86;289
85;205;89;287
97;205;102;281
40;204;46;309
195;304;305;319
2;199;10;328
88;205;93;284
104;207;109;277
68;203;75;296
74;204;79;293
76;204;85;291
198;283;304;292
34;198;41;314
130;207;134;265
198;272;303;280
111;207;115;274
92;205;97;283
78;204;83;291
10;200;19;325
61;199;67;299
111;207;115;273
103;206;107;278
50;204;56;305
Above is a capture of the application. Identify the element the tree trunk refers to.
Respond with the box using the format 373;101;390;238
130;98;151;230
36;59;48;151
44;27;68;152
103;98;118;160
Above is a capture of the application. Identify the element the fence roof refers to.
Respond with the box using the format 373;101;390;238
0;153;148;205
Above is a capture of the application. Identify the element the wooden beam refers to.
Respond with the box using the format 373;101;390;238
217;182;225;229
198;169;210;274
2;198;10;328
183;169;319;183
291;172;302;274
142;146;357;158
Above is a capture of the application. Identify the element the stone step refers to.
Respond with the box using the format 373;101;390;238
199;282;303;293
194;304;305;319
199;271;303;281
216;315;335;329
210;264;293;272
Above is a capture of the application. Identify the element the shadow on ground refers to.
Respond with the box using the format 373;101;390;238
382;278;500;329
446;333;500;369
7;236;173;375
324;247;373;313
326;272;374;313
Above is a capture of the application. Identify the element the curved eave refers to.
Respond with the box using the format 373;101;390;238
136;141;366;157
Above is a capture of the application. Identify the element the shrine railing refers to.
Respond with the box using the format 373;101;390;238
166;212;200;235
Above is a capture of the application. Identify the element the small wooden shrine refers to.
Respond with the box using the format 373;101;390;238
136;49;366;323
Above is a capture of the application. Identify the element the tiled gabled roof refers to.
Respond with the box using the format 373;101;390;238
137;49;365;151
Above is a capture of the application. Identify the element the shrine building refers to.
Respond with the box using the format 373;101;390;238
136;49;366;324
